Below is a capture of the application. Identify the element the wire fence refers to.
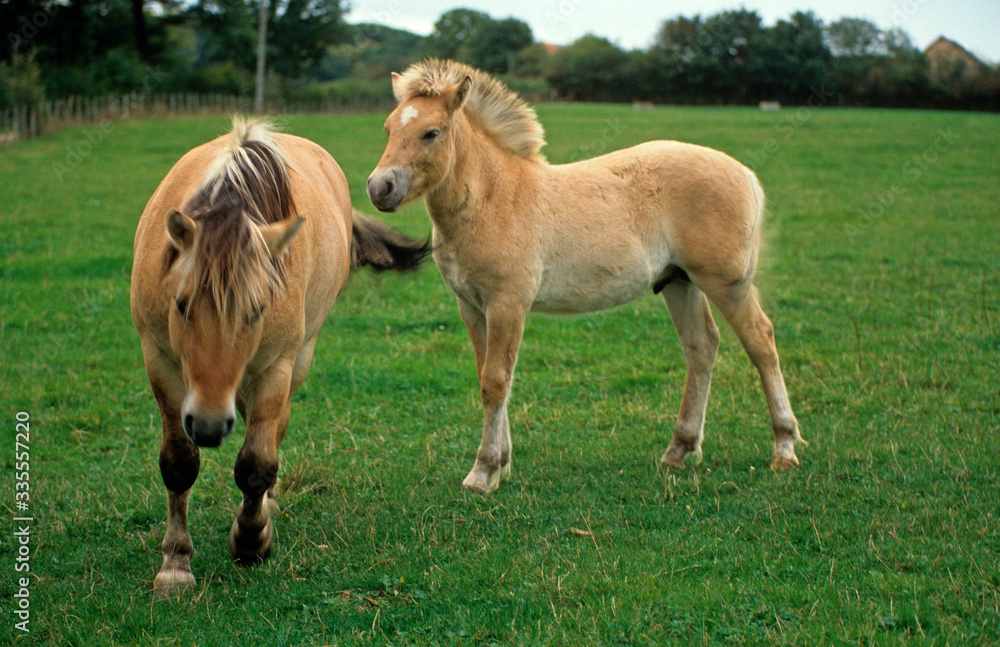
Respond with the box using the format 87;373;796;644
0;92;391;143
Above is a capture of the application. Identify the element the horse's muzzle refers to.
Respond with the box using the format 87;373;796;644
182;408;236;448
367;167;412;213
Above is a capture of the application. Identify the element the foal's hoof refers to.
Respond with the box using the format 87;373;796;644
153;569;196;597
660;444;702;470
770;455;800;470
462;461;510;494
228;521;273;565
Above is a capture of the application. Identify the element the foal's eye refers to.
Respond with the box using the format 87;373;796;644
249;305;266;325
174;297;188;317
422;128;441;142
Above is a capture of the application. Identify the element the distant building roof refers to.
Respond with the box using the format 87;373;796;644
541;43;562;57
925;36;988;80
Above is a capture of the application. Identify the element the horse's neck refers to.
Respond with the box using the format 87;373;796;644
426;116;536;236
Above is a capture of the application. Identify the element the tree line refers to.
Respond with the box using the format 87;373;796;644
3;2;998;111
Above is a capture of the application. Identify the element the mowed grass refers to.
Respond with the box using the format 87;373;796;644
1;103;998;646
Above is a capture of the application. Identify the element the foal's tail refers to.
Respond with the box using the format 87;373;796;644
743;168;767;282
350;209;431;272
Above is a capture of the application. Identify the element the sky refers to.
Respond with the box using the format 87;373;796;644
346;0;1000;64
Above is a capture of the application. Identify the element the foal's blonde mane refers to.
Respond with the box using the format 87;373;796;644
174;117;296;336
394;59;546;161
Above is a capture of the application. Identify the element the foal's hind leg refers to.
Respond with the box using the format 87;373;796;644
703;280;802;469
660;281;720;469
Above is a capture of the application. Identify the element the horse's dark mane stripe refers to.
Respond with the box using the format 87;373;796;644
172;118;295;336
186;136;296;226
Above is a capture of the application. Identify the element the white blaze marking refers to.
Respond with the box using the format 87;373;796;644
400;105;419;126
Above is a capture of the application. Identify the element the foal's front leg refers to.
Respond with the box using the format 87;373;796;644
228;366;291;563
460;300;525;493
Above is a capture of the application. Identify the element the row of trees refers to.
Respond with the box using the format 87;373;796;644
547;12;957;107
2;0;351;103
3;2;998;111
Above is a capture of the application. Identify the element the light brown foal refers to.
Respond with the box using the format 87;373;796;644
368;60;803;493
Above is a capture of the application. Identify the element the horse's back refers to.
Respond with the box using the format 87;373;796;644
131;130;353;342
254;132;353;333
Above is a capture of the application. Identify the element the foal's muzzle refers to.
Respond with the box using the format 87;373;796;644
367;167;412;213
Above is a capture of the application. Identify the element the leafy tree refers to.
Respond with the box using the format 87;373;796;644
696;9;763;102
545;35;635;102
468;17;533;74
266;0;350;78
654;14;703;62
749;11;830;102
651;15;712;103
190;0;348;83
0;51;45;108
191;0;258;71
653;9;766;103
512;42;553;78
422;8;492;62
825;18;886;57
422;9;533;74
315;23;421;82
824;18;929;106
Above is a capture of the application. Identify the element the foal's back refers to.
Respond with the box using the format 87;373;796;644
523;140;762;314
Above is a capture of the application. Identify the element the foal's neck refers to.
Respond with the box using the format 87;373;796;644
426;111;535;235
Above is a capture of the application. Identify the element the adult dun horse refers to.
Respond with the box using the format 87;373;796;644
132;118;428;594
368;59;804;494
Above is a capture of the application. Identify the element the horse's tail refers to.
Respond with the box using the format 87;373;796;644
350;209;431;272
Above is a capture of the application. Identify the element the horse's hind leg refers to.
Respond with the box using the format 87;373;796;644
704;279;802;469
660;281;720;469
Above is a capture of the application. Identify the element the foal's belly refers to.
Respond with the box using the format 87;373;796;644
531;264;652;315
434;236;659;316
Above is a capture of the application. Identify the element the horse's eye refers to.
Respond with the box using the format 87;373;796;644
250;305;266;325
422;128;441;142
174;297;188;317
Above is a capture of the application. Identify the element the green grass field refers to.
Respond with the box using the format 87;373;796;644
1;104;998;646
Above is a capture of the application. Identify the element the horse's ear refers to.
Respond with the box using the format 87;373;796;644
445;75;472;114
166;210;197;252
391;72;404;101
261;216;305;259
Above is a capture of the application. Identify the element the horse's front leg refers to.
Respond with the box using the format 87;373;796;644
156;432;200;594
228;364;292;564
461;299;525;494
146;352;201;596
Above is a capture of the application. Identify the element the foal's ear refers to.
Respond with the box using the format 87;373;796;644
260;216;305;259
390;72;404;101
444;75;472;114
166;210;197;252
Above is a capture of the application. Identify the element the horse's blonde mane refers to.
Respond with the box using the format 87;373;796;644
175;117;295;336
394;59;546;161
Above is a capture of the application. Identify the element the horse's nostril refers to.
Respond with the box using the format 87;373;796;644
225;416;236;435
183;414;194;436
381;179;394;199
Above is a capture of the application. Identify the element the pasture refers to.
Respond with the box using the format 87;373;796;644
1;104;998;645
